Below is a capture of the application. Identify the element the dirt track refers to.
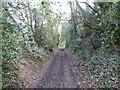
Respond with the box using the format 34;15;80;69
36;49;77;88
22;49;91;88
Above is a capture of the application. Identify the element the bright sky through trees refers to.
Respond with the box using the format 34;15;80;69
51;0;94;16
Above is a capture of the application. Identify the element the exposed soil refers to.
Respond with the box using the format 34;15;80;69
20;49;92;88
36;49;76;88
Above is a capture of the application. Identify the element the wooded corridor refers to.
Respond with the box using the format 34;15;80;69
1;0;120;89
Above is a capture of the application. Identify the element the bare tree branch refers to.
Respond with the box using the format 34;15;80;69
81;2;101;16
75;0;102;30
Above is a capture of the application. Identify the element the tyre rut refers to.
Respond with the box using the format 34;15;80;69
37;49;76;88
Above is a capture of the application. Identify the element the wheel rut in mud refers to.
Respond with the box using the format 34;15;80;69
37;49;76;88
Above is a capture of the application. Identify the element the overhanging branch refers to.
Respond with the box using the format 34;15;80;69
75;0;102;30
81;2;101;16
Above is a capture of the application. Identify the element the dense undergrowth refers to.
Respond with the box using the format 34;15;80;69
1;0;61;88
61;1;120;88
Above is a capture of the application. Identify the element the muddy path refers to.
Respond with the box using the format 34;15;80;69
36;49;76;88
23;49;91;88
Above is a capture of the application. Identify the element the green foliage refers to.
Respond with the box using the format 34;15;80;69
86;52;119;88
61;1;119;88
2;0;62;88
2;5;23;88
